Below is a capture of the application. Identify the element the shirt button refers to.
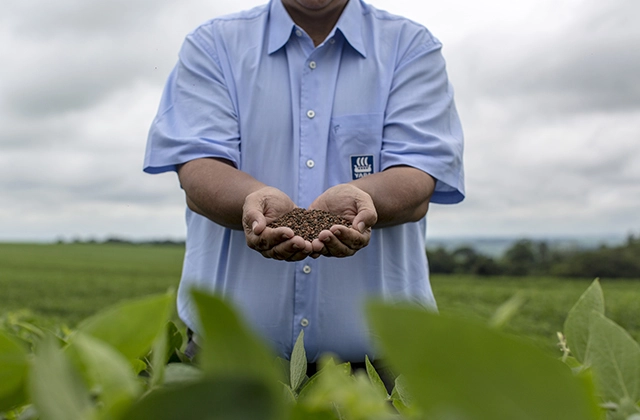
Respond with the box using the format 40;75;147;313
306;109;315;119
309;61;316;69
300;318;309;327
306;159;315;168
329;38;336;44
303;265;311;274
295;30;302;37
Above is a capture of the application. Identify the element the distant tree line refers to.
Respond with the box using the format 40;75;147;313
427;234;640;278
58;234;640;278
58;237;185;246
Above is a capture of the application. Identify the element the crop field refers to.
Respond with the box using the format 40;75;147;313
0;243;183;325
1;242;638;355
431;274;640;353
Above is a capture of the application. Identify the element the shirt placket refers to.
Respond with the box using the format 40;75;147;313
291;32;343;358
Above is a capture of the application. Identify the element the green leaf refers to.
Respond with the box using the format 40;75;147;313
564;279;605;363
297;360;352;402
66;333;142;419
281;382;297;404
368;302;602;420
390;374;420;418
391;397;413;418
162;363;203;387
587;311;640;403
165;321;183;360
297;358;394;419
391;374;412;408
0;330;29;412
131;359;147;375
76;292;174;361
121;376;282;420
28;334;96;420
9;404;38;420
290;403;339;420
297;369;325;401
190;290;277;383
290;330;307;392
364;355;388;399
617;397;640;419
562;355;584;371
149;322;170;389
273;357;291;384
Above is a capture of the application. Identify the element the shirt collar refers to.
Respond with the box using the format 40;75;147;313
267;0;367;58
268;0;296;54
334;0;366;57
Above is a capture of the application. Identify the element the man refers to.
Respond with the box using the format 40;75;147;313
144;0;464;365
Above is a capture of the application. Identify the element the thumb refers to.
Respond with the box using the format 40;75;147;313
352;206;377;233
243;199;267;235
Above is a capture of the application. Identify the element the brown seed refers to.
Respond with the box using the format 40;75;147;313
267;208;352;242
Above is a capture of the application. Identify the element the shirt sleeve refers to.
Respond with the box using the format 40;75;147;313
143;27;240;174
381;31;465;204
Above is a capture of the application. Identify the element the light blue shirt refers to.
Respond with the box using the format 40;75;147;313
144;0;464;362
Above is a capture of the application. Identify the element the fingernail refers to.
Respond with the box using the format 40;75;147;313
322;237;331;243
333;230;341;237
358;222;365;233
292;244;301;250
252;221;258;232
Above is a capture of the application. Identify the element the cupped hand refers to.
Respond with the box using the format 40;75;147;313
308;184;377;258
242;187;312;261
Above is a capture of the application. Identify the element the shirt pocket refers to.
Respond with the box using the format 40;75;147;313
328;113;384;184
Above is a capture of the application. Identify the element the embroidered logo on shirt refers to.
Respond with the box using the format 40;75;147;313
351;155;373;179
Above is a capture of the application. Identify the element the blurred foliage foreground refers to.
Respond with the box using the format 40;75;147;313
1;280;639;420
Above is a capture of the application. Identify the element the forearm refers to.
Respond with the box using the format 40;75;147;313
350;166;435;228
177;158;267;229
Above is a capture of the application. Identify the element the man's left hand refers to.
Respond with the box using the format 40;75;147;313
308;184;377;258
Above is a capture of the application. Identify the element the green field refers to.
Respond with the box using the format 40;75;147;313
1;242;638;355
432;274;640;353
0;243;183;325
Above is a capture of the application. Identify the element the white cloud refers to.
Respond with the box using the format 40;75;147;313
0;82;186;241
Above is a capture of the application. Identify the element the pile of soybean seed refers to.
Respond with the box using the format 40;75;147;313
267;208;351;242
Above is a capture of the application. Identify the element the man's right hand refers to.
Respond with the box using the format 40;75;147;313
242;187;313;261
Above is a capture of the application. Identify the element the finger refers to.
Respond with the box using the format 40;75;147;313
243;207;268;236
246;226;294;251
309;238;329;259
286;249;313;262
317;230;356;258
311;238;326;254
259;237;312;260
351;207;377;233
262;247;308;262
330;225;370;250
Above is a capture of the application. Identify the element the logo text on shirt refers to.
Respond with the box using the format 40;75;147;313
350;155;374;180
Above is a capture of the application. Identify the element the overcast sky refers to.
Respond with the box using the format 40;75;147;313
1;0;638;242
